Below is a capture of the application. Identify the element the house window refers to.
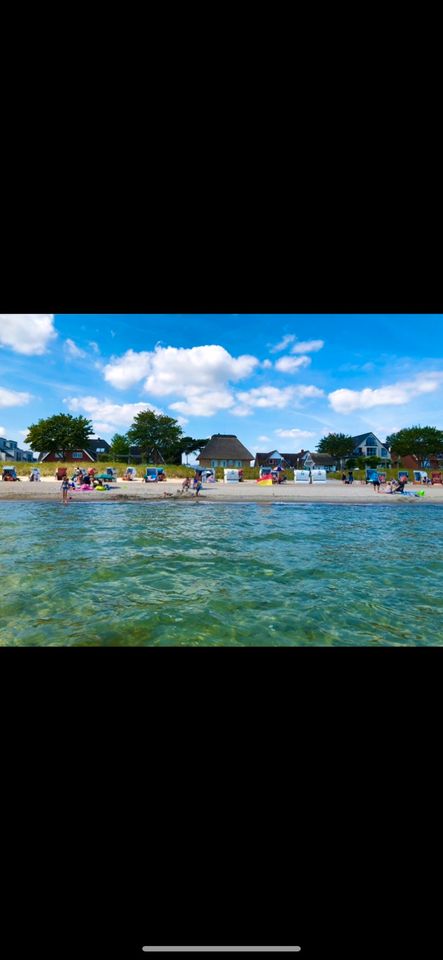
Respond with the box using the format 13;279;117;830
366;447;377;457
211;460;216;468
72;452;83;459
95;447;105;453
381;448;387;457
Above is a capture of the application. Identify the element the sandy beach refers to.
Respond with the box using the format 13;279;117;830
1;477;442;504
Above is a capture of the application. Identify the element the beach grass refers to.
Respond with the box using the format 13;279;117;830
4;461;438;483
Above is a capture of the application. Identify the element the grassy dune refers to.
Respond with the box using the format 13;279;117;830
5;461;262;480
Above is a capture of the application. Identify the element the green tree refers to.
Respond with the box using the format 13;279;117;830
179;436;210;464
365;456;381;469
317;433;355;464
385;426;443;463
25;413;94;459
110;433;130;460
345;458;357;469
127;410;184;463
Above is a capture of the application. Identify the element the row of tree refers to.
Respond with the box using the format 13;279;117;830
317;426;443;464
24;412;208;464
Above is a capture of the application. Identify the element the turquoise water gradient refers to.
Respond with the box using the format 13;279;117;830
1;502;442;646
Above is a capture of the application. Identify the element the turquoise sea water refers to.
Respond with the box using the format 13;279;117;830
1;501;442;646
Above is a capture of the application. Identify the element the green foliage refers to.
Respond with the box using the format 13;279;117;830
345;458;357;469
317;433;355;460
365;456;381;468
385;425;443;461
24;413;94;458
180;436;209;457
110;433;130;458
127;410;184;462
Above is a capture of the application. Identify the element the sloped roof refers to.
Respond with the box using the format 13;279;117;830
255;451;300;467
199;434;253;461
87;437;111;453
301;451;337;466
309;453;337;466
352;432;387;449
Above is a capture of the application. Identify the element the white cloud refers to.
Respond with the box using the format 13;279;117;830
170;388;235;417
328;373;443;414
145;345;258;397
64;339;86;360
232;384;324;416
270;334;296;353
258;435;271;442
291;339;324;354
275;355;311;373
275;428;316;439
0;314;57;356
88;341;100;354
64;395;163;435
103;344;259;396
103;349;152;389
0;386;33;408
262;359;273;369
0;425;5;434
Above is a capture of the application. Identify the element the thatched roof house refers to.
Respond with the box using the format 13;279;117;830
198;434;253;469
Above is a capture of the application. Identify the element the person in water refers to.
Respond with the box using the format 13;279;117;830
61;474;70;502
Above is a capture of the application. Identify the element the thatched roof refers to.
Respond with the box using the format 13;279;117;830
198;434;253;462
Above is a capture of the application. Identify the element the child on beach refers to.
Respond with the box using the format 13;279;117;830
61;475;70;502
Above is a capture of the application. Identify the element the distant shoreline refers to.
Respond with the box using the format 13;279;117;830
1;477;442;505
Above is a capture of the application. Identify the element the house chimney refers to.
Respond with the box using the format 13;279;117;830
300;449;304;455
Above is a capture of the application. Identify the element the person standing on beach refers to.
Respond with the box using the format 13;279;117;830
61;474;70;503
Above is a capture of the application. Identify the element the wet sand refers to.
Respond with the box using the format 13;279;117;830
1;477;442;504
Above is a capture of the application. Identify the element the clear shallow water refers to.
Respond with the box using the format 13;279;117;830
1;501;442;646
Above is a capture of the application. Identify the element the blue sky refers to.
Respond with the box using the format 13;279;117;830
1;313;442;456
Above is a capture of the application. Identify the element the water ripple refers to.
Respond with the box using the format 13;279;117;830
1;502;442;646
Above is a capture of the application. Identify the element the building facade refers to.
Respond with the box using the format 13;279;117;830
198;434;254;469
351;433;390;462
254;450;299;469
38;438;111;463
0;437;34;462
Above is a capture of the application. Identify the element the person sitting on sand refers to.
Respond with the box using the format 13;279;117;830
181;477;191;493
